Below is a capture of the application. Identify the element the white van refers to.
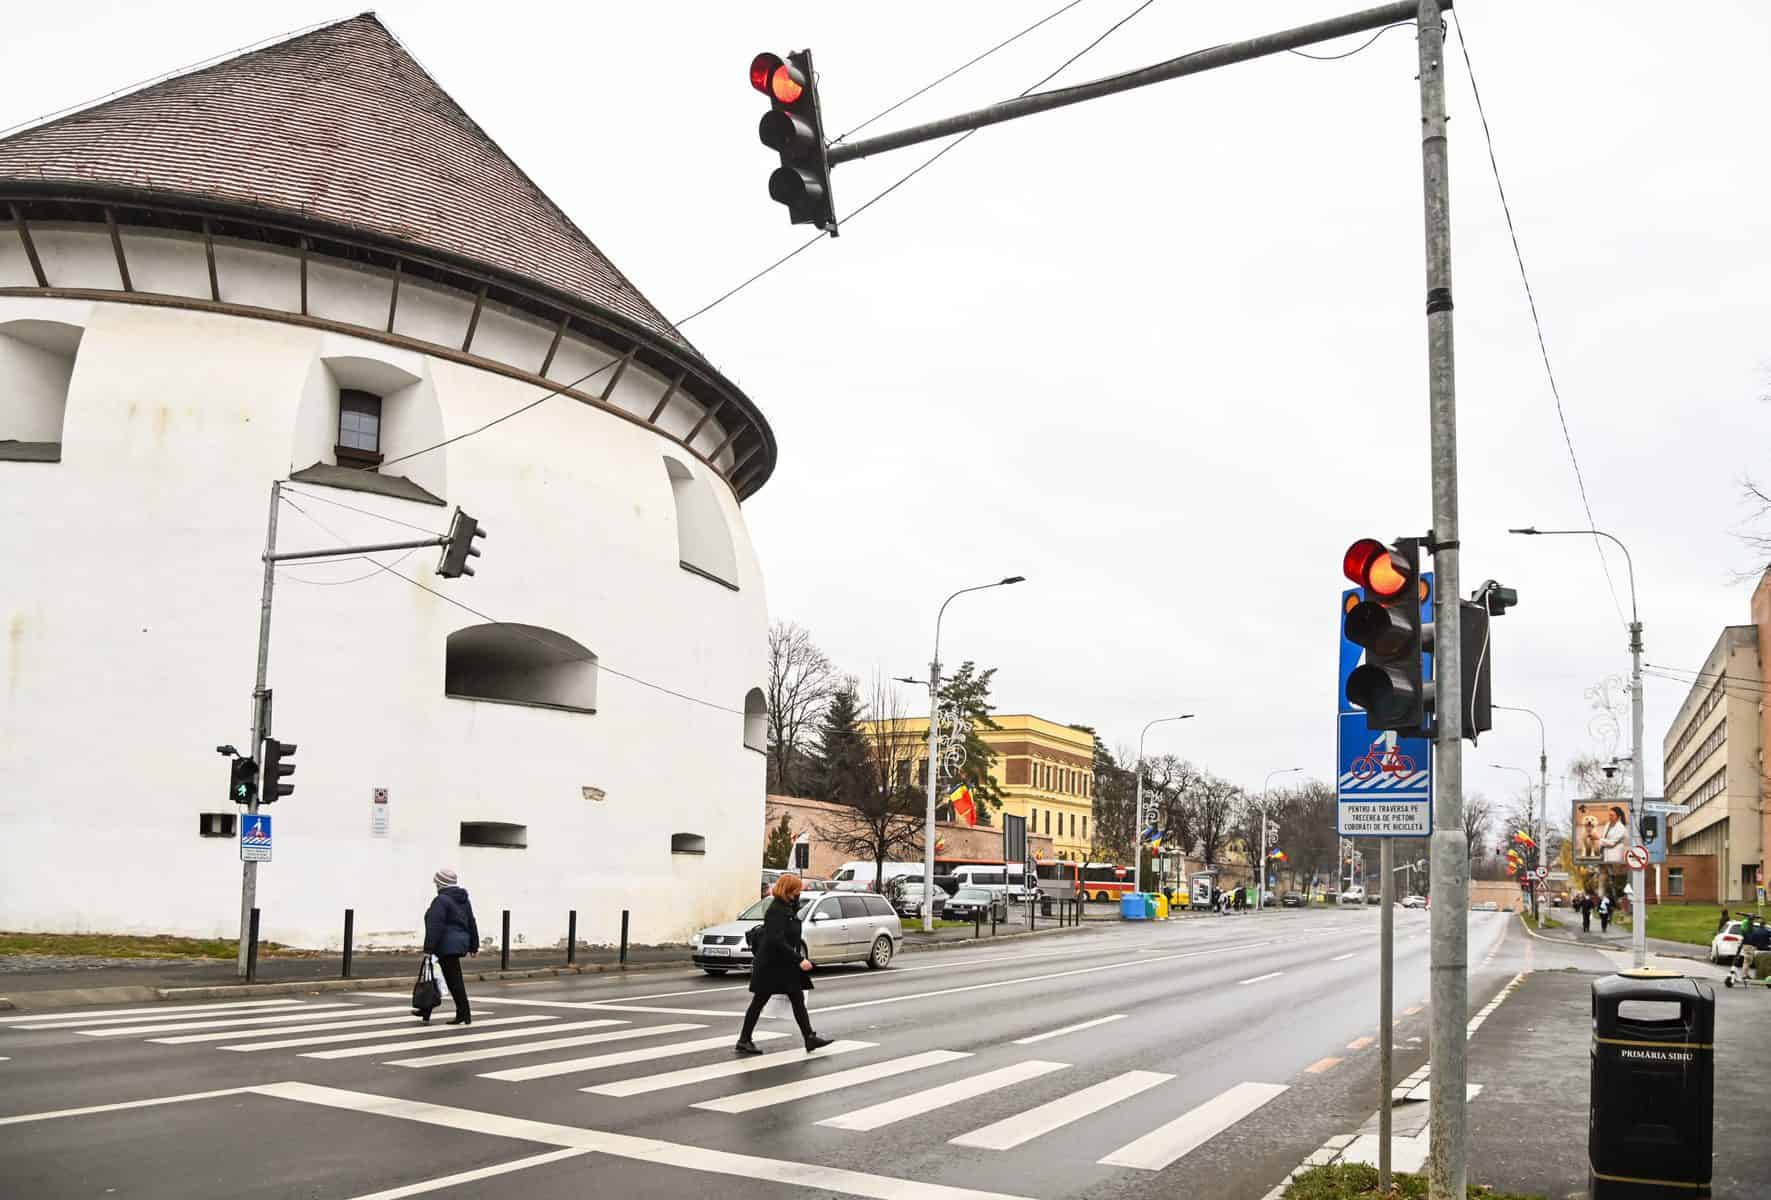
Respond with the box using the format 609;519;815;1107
831;861;924;892
951;864;1039;902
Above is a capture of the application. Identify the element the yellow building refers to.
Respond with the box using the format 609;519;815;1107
860;713;1096;861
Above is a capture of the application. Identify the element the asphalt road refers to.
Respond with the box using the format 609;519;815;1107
0;907;1523;1200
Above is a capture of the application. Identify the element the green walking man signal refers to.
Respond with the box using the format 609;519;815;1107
229;756;259;805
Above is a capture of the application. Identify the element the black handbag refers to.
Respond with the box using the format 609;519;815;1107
412;956;442;1013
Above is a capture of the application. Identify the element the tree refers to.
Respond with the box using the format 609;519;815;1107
936;661;1003;823
1083;731;1137;862
765;621;837;796
1462;793;1493;865
1186;770;1244;868
807;682;871;805
1271;780;1340;894
816;675;926;893
762;812;795;870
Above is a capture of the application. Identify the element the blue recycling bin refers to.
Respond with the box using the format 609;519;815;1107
1120;894;1149;920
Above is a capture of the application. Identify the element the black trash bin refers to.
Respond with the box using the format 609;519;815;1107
1589;970;1714;1198
1040;894;1053;918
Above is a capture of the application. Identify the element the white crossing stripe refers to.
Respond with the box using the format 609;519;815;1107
13;1000;307;1028
154;1013;422;1044
222;1015;557;1052
693;1050;971;1115
1097;1080;1289;1170
949;1069;1174;1151
819;1060;1069;1132
80;1004;366;1037
371;1022;661;1066
1012;1014;1127;1045
584;1040;874;1098
479;1031;778;1081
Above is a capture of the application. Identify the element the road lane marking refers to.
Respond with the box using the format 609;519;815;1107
694;1050;970;1114
341;1149;595;1200
820;1060;1069;1132
581;1004;761;1017
480;1030;775;1081
221;1015;556;1052
1332;953;1356;962
1238;971;1283;986
1346;1036;1374;1051
79;1004;366;1037
13;999;307;1028
586;1040;875;1098
313;1020;632;1061
257;1080;1036;1200
0;1087;253;1126
153;1012;423;1044
1012;1014;1127;1045
949;1069;1172;1151
1097;1081;1289;1170
384;1023;695;1068
1305;1057;1343;1074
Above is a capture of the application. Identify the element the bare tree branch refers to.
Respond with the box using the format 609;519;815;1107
765;621;838;795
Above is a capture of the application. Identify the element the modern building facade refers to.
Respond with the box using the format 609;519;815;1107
0;18;775;948
861;714;1097;861
1661;625;1763;903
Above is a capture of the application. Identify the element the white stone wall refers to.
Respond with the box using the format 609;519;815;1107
0;285;769;950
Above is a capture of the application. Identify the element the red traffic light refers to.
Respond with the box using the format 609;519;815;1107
749;53;783;94
749;52;804;104
1343;537;1410;598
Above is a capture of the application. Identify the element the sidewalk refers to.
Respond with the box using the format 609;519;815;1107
1530;913;1711;961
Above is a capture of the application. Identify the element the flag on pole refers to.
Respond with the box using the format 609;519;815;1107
949;784;977;827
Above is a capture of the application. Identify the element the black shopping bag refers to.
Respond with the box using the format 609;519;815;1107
412;956;442;1013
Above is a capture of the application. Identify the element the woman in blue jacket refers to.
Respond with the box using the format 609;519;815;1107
421;868;479;1024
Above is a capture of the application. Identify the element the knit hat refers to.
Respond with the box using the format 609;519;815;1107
434;867;458;888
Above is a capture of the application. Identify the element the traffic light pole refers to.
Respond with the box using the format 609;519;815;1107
238;480;281;979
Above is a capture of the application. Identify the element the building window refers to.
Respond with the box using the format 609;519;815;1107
672;832;707;855
445;623;596;713
664;456;738;588
1044;811;1051;835
743;687;766;752
1069;813;1076;838
1082;816;1088;841
461;822;527;849
199;813;237;838
1030;806;1037;832
0;320;82;462
336;389;383;465
1668;868;1685;897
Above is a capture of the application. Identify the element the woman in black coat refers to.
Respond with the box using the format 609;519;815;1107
736;874;832;1054
419;867;479;1025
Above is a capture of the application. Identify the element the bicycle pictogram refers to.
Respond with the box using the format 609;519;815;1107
1350;734;1416;782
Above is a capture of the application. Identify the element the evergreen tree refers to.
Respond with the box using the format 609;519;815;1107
936;661;1003;823
809;684;872;805
762;812;795;869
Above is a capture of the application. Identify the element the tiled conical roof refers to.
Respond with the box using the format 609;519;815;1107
0;13;691;353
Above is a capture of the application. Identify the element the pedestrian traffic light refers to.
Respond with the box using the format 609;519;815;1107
437;509;485;579
261;738;297;802
229;756;258;806
750;50;837;234
1342;536;1427;733
1459;599;1493;738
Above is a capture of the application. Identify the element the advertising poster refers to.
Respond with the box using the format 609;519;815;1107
1573;801;1631;866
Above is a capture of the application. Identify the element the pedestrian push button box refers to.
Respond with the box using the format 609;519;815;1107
1588;970;1714;1198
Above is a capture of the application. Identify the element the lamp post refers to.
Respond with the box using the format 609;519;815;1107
1511;526;1646;966
1494;704;1550;902
1491;763;1539;920
916;576;1024;934
1133;715;1194;897
1258;767;1303;909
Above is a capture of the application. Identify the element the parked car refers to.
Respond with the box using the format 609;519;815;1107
1366;892;1382;905
1402;894;1428;910
691;891;902;975
1279;892;1306;908
801;877;837;893
1473;900;1500;912
1712;920;1744;964
759;868;786;898
944;886;1008;923
1338;887;1366;905
890;882;946;921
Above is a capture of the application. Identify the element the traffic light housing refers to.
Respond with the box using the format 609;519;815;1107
229;756;258;806
1342;537;1427;733
1459;599;1493;738
261;738;297;802
1641;814;1659;845
751;50;837;233
437;509;485;579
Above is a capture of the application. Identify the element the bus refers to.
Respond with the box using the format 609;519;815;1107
1037;860;1137;903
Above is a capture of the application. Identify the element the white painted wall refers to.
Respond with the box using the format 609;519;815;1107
0;274;769;950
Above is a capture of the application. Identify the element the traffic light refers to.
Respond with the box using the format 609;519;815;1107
751;50;837;233
229;756;258;806
261;738;297;802
437;509;485;579
1459;599;1493;738
1342;536;1428;733
1641;814;1659;845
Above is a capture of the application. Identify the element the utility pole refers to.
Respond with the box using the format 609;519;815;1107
237;480;280;978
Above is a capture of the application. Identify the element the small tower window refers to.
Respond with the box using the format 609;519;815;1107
336;389;383;465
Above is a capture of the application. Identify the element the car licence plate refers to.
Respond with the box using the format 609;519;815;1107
703;946;731;957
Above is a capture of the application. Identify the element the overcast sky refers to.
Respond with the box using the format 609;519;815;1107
9;1;1769;819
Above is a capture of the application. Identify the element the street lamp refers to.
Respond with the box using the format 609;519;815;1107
1494;704;1550;898
1490;763;1539;919
1510;525;1647;966
916;575;1025;933
1133;715;1194;897
1258;767;1303;909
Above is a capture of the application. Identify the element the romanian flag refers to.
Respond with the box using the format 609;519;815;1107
949;784;977;827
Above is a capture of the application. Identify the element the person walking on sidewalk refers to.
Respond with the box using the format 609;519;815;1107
736;873;831;1055
421;868;480;1026
1578;892;1592;933
1598;893;1613;933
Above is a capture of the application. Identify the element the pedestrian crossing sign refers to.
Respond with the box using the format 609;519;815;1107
1336;584;1433;837
240;814;272;862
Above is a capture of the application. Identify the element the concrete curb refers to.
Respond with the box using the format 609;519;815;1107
1514;911;1709;960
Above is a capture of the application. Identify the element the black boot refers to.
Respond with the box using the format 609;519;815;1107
804;1034;833;1052
734;1040;764;1055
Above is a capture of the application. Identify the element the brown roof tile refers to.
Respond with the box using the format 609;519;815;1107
0;14;693;354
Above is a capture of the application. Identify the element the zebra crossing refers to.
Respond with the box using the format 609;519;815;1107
6;996;1292;1175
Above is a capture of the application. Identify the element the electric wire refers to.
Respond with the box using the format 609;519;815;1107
275;495;747;716
279;485;448;536
1448;10;1627;629
1286;21;1410;61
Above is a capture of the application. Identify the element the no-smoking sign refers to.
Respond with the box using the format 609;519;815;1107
1625;844;1649;871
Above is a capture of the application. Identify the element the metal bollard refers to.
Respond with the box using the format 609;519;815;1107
342;909;355;978
246;907;261;983
619;909;630;965
974;912;981;939
567;910;577;966
990;906;997;937
500;910;511;971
